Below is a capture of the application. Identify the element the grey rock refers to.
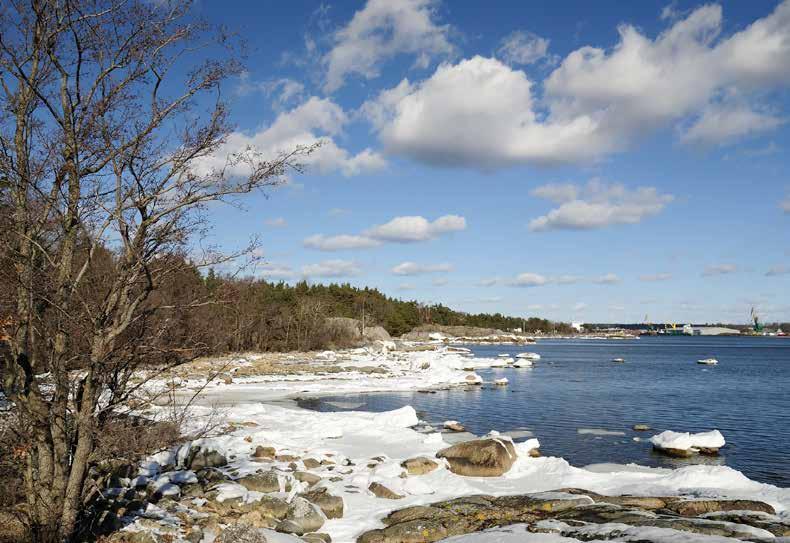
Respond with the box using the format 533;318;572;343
276;497;324;535
436;438;517;477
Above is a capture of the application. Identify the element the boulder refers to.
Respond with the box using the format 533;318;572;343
302;534;332;543
301;488;344;519
215;522;267;543
654;446;695;458
276;497;325;535
363;325;391;342
668;499;776;517
401;457;439;476
187;447;227;470
443;420;466;432
293;471;322;486
302;458;321;469
275;454;300;462
237;470;282;493
368;482;404;499
253;446;277;459
195;467;230;485
436;438;517;477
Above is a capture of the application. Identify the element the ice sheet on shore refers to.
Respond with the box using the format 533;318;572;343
137;347;788;542
160;398;790;543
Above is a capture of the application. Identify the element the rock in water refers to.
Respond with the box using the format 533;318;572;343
369;482;404;499
276;497;324;535
443;420;466;432
401;456;439;476
436;438;517;476
633;424;651;431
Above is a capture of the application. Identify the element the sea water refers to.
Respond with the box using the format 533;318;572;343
304;336;790;486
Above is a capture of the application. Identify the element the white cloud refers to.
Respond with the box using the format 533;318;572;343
328;207;350;217
362;2;790;168
366;214;466;242
303;234;382;251
238;74;306;109
258;263;297;280
265;217;288;228
511;273;549;287
680;101;784;145
593;273;621;284
193;97;386;178
766;265;789;276
529;180;674;231
324;0;454;91
781;196;790;213
302;259;361;278
397;283;417;291
432;277;449;286
363;56;604;168
702;263;738;277
554;275;582;285
391;261;453;275
573;302;588;312
497;31;550;65
478;277;500;287
304;214;466;251
639;273;673;282
471;296;503;304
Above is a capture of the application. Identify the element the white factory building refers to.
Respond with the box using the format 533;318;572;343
692;326;741;336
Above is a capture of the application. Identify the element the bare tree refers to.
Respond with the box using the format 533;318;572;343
0;1;311;540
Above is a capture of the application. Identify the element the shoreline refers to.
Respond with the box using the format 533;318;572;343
116;344;790;542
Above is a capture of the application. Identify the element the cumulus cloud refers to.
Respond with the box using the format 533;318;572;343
391;261;453;275
639;273;673;282
497;31;551;65
366;214;466;242
192;97;386;178
304;214;466;251
302;259;361;278
528;180;674;231
265;217;288;228
593;273;621;284
323;0;454;91
766;265;790;276
362;56;604;168
362;2;790;168
702;263;738;277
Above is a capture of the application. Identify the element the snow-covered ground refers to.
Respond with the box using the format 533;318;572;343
132;346;790;542
167;346;505;405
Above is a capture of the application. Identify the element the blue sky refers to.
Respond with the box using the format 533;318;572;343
192;0;790;324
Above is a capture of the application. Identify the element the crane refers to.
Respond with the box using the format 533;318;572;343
751;307;764;333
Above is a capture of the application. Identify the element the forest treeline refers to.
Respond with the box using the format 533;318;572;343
154;265;573;353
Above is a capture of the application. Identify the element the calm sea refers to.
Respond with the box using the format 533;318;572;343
303;336;790;486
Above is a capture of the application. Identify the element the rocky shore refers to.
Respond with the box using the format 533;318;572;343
95;346;789;543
